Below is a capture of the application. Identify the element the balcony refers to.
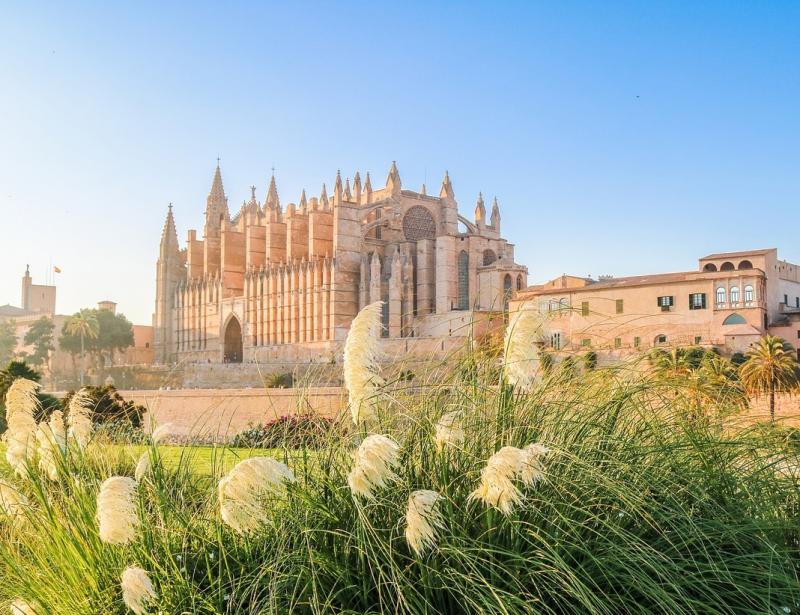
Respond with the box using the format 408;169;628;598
714;300;765;311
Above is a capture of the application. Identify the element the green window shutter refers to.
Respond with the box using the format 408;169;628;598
581;301;589;316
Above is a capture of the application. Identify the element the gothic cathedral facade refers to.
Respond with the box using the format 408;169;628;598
153;162;527;364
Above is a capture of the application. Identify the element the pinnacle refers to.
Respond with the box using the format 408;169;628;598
265;173;280;210
210;163;225;199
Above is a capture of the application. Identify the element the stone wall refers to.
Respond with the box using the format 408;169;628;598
121;387;346;441
743;393;800;427
105;335;470;390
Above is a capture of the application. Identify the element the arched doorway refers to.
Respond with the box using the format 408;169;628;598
223;316;243;363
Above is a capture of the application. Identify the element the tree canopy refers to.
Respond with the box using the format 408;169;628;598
0;320;17;364
23;316;55;367
59;308;134;366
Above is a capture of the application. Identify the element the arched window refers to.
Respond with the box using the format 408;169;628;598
744;285;754;305
703;263;718;272
503;274;513;311
457;250;469;310
548;299;559;313
654;334;668;346
730;286;740;305
716;287;726;306
738;260;753;270
482;249;497;266
723;313;747;325
517;275;523;291
720;262;735;271
559;298;569;313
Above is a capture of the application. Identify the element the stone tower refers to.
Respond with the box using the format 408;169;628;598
153;204;184;363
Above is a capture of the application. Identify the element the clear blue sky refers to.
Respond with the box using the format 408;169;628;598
1;1;798;325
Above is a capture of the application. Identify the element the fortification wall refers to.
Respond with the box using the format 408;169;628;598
121;387;346;441
105;335;469;390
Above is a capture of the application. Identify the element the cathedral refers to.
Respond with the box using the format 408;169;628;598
153;162;527;365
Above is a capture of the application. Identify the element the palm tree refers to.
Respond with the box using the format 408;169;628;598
65;309;99;386
649;347;690;378
739;336;799;424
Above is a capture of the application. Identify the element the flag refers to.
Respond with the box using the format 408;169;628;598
53;266;61;273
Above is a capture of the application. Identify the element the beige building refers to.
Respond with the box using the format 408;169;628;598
154;162;527;364
511;249;800;358
0;269;154;382
0;266;64;362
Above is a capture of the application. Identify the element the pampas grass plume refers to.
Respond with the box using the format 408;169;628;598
405;489;445;556
134;453;151;482
434;411;464;450
97;476;139;545
470;444;549;514
10;599;40;615
4;379;40;476
36;410;66;481
344;301;384;424
150;423;174;444
120;566;157;615
347;434;401;499
67;388;94;449
0;479;29;522
218;456;296;534
503;307;548;391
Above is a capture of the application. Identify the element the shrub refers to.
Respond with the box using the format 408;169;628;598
231;414;334;449
731;351;747;366
582;350;598;370
62;385;145;429
263;372;293;388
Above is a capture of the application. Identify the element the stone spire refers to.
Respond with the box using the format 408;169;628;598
343;177;352;201
161;204;179;255
474;192;486;225
265;172;280;211
334;170;343;203
439;170;454;200
205;162;230;233
320;183;329;209
299;189;308;213
209;163;225;204
386;161;401;195
490;196;500;230
353;171;362;203
363;172;373;204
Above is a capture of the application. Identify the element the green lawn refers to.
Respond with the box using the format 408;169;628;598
0;442;287;476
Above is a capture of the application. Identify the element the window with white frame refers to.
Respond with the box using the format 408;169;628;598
730;286;740;305
716;287;726;306
689;293;706;310
744;285;754;305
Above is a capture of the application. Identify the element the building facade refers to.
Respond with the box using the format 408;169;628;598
511;249;800;357
153;162;527;364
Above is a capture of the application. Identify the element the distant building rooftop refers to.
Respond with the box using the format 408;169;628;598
700;248;774;260
0;304;34;318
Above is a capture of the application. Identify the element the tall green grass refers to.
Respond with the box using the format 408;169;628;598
0;353;798;614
